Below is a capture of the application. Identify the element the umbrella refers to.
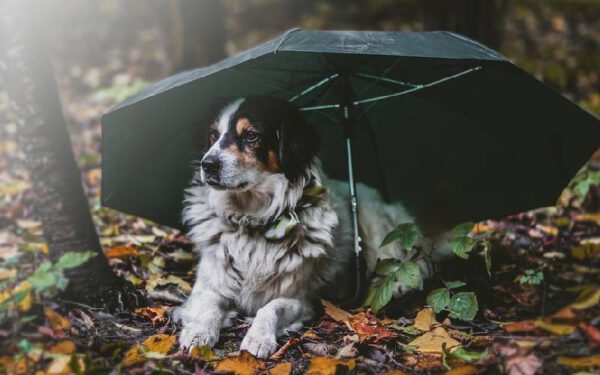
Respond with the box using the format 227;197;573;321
102;28;600;252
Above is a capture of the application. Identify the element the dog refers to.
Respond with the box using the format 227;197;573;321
174;96;440;358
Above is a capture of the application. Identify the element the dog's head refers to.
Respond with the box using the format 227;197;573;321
196;96;319;190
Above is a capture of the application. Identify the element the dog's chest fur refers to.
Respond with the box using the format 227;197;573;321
184;169;343;315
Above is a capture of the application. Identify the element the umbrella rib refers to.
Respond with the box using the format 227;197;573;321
353;66;482;106
353;72;421;88
289;73;339;102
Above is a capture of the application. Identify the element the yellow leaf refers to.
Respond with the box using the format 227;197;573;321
534;319;576;335
189;346;218;361
321;299;353;330
571;286;600;310
574;213;600;226
0;180;30;196
214;351;265;375
381;371;407;375
537;225;558;236
556;355;600;369
269;362;292;375
44;307;71;332
19;292;32;312
46;354;71;374
408;327;460;354
105;246;139;258
123;334;176;366
446;365;478;375
414;307;436;331
50;340;76;354
571;243;600;260
306;357;356;375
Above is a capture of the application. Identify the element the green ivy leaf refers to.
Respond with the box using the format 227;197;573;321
448;292;478;321
53;251;97;271
444;280;466;290
395;260;421;289
451;236;476;260
426;288;450;313
375;259;402;275
380;223;419;250
450;347;488;362
451;222;475;237
371;273;396;313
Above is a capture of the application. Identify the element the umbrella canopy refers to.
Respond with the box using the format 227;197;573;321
102;29;600;233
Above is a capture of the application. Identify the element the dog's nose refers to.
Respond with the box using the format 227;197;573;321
201;157;221;174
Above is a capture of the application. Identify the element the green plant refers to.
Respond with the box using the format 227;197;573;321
450;222;493;276
426;280;479;321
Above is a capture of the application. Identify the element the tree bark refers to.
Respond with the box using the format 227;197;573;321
0;0;144;311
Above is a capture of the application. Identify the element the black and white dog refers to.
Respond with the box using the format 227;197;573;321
174;96;438;358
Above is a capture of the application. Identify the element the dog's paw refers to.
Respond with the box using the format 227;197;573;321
240;330;278;359
179;321;220;350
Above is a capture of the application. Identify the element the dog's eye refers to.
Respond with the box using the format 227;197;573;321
209;130;219;144
244;131;259;143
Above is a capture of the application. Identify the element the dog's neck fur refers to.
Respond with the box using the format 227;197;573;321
206;163;321;228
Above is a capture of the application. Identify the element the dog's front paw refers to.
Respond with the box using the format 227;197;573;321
179;321;220;350
240;329;278;359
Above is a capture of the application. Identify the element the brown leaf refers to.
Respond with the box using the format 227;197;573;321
506;354;541;375
414;307;436;331
579;323;600;347
408;327;460;354
321;299;353;330
269;338;298;361
214;351;265;375
349;311;397;342
306;356;355;375
135;307;167;327
551;306;576;319
504;320;536;333
446;365;478;375
556;355;600;369
574;213;600;226
44;307;70;332
105;245;139;258
269;362;292;375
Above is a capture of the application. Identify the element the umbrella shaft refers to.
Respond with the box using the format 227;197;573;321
343;106;361;256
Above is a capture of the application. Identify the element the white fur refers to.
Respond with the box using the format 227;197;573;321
174;159;444;358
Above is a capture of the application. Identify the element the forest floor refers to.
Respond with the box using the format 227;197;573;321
1;58;600;375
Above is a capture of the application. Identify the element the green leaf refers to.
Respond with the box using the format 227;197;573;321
395;260;421;289
53;251;97;271
426;288;450;313
375;258;402;275
380;223;419;249
481;240;492;276
27;261;58;290
450;347;488;362
371;273;396;313
444;280;466;290
18;339;32;353
451;236;476;259
518;270;543;285
448;292;478;321
451;222;475;237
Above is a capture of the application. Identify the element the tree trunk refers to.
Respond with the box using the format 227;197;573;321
0;0;144;311
169;0;227;71
421;0;508;50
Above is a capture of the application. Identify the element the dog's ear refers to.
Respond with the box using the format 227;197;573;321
277;103;319;182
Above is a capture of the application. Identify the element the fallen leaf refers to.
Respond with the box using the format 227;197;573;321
306;356;356;375
349;311;397;342
504;320;536;333
536;225;558;236
505;353;541;375
574;213;600;225
571;243;600;260
446;365;478;375
269;338;298;361
50;340;76;354
381;371;407;375
44;307;70;332
414;307;437;331
0;267;16;281
135;307;167;327
409;327;460;354
551;306;576;319
46;354;71;374
321;299;353;330
570;286;600;310
269;362;292;375
123;334;176;366
556;355;600;369
0;180;30;196
189;346;219;361
214;351;265;375
105;245;139;258
534;319;576;335
579;323;600;347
